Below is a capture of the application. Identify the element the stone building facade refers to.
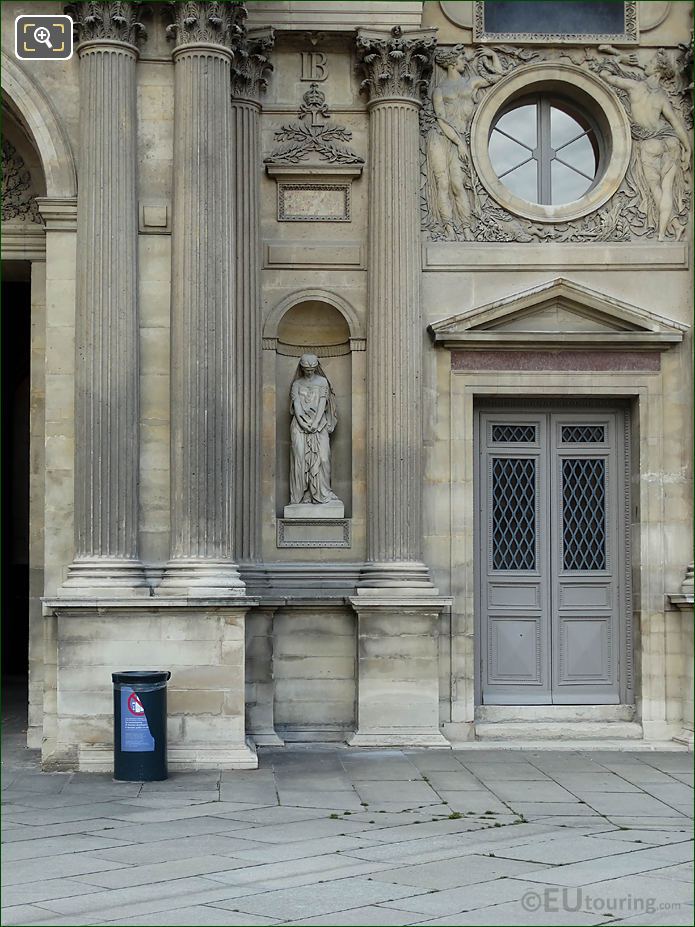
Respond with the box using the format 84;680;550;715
1;1;692;769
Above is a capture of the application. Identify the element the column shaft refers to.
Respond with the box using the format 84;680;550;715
64;40;147;595
356;27;438;591
366;99;424;573
231;99;262;565
161;43;243;594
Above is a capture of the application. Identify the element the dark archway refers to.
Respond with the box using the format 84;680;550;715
2;263;31;679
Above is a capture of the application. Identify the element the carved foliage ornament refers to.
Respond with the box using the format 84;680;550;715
356;26;437;102
67;1;146;45
421;43;692;243
265;84;363;166
231;27;274;99
166;0;245;48
2;139;39;223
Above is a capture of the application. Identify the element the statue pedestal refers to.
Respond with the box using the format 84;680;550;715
277;501;349;549
284;501;344;519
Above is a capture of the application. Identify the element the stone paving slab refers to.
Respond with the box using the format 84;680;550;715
610;908;695;927
101;910;280;926
368;852;546;889
408;899;604;925
286;905;421;926
213;878;429;921
2;695;693;927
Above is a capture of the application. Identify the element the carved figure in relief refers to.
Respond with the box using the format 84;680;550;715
601;55;691;240
425;46;505;239
289;354;340;505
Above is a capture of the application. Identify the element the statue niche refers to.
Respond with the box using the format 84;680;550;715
273;299;353;520
286;353;343;517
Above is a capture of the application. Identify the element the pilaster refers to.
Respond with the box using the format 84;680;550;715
355;27;438;591
159;1;247;596
61;2;148;596
670;563;694;749
231;26;274;566
245;602;284;746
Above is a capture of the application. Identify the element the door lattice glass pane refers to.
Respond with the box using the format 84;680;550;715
562;458;606;571
492;424;537;444
492;458;536;571
562;425;605;443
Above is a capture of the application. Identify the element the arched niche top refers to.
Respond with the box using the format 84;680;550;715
264;289;365;342
1;51;77;198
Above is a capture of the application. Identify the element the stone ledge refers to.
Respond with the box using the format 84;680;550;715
43;597;260;613
78;740;258;772
423;241;689;271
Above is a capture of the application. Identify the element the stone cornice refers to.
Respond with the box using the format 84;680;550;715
165;0;245;50
231;26;274;101
356;26;437;104
67;1;146;46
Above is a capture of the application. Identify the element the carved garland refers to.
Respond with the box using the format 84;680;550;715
265;84;363;166
2;140;40;223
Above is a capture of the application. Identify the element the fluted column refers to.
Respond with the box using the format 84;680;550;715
230;27;274;569
61;2;148;596
159;1;246;595
357;27;437;591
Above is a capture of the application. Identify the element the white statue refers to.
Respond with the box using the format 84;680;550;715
426;47;504;239
601;55;691;240
288;353;340;508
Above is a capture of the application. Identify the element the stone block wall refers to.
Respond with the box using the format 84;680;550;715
47;603;256;770
273;606;356;739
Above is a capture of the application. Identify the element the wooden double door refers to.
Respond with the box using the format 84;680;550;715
477;406;631;705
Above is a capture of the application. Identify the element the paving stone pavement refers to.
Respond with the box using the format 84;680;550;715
2;688;693;926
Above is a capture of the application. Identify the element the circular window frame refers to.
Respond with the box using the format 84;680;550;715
471;62;631;223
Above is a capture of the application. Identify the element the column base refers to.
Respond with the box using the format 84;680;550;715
157;559;246;597
358;560;438;594
349;594;453;749
249;732;285;747
348;730;451;749
673;728;694;750
59;558;150;598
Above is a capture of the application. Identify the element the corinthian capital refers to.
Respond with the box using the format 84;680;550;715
231;27;275;100
67;1;146;46
166;1;245;49
356;26;437;103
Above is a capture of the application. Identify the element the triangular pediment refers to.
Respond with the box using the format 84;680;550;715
429;278;686;349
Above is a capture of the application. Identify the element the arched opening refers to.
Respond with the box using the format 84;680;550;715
0;66;61;745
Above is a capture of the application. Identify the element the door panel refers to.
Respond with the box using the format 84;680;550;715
551;412;620;703
480;413;550;704
478;407;627;706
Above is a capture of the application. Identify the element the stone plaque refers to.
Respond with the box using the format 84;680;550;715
277;183;350;222
277;518;351;548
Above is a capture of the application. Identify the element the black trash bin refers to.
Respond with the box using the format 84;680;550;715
112;670;171;781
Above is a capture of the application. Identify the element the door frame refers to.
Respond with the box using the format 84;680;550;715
473;398;634;707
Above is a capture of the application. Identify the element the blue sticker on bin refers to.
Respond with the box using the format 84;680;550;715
121;687;155;752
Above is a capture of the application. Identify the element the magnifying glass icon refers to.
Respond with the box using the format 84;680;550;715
34;26;53;49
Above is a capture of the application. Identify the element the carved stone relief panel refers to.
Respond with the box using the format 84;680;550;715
2;139;40;223
420;43;693;243
277;183;350;222
264;82;363;166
